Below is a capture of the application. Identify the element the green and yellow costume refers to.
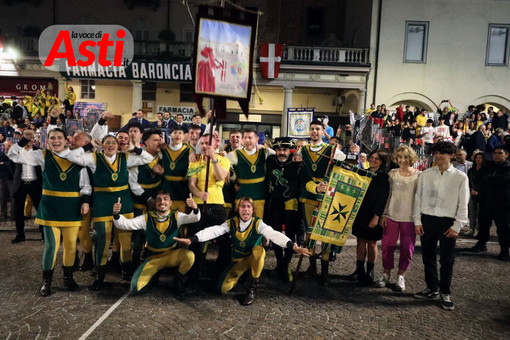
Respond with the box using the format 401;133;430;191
161;145;191;212
232;149;267;217
130;211;195;292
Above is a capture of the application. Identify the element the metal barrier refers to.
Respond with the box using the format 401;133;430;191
358;119;435;170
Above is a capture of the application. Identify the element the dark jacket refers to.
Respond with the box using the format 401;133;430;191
0;126;15;138
352;170;390;240
0;152;13;180
11;104;23;123
127;117;151;129
492;114;509;130
478;159;510;209
466;130;486;158
402;127;416;142
265;154;303;204
486;134;504;159
467;166;483;201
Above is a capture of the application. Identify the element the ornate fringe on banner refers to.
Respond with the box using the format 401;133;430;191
310;164;373;248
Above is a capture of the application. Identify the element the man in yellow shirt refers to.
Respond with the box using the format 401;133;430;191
415;109;428;136
187;132;230;283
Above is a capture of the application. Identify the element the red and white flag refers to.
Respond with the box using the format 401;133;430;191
259;43;283;79
327;186;336;197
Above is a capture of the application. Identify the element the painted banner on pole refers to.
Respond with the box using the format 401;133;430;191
287;108;314;138
310;165;373;247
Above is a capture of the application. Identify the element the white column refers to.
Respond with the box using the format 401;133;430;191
281;86;294;137
58;78;66;100
358;88;366;114
131;80;143;113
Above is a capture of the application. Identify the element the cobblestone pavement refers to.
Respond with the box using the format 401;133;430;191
0;220;509;340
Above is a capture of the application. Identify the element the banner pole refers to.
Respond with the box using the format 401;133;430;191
202;99;216;212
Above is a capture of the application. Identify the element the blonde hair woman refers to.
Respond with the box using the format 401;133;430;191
376;145;420;291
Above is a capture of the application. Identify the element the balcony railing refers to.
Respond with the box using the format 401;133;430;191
133;41;193;59
7;36;39;57
284;46;370;65
6;36;369;66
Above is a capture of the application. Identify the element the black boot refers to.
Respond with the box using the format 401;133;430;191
272;259;283;277
173;272;191;299
280;261;293;282
39;225;45;241
121;261;132;281
107;251;121;272
320;260;329;286
241;277;260;306
303;255;317;278
364;262;375;284
329;245;338;262
498;247;510;261
80;252;94;271
73;252;80;271
132;254;141;269
40;270;53;297
148;272;160;288
90;266;106;291
63;266;80;291
347;260;365;281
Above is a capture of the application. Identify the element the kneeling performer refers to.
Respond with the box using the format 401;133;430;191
174;196;311;305
112;191;200;295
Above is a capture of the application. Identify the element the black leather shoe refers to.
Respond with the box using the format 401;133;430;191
347;269;365;281
241;278;259;306
89;266;106;291
320;260;329;286
63;266;80;291
11;235;26;244
363;270;374;284
80;252;94;271
329;250;337;262
498;248;510;261
40;270;53;297
470;243;487;252
121;262;133;281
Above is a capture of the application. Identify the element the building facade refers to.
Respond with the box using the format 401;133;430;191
0;0;508;138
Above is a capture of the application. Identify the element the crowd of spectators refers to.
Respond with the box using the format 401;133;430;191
365;101;509;159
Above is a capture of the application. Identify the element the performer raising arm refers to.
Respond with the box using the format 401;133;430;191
66;135;154;291
8;128;91;297
113;192;200;296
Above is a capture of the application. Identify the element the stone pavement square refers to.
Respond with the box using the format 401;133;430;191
0;220;509;339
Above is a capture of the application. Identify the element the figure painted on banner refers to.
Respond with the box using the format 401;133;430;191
197;46;219;93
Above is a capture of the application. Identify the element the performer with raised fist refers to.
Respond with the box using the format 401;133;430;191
113;192;200;296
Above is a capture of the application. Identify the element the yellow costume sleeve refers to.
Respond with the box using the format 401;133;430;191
305;180;319;195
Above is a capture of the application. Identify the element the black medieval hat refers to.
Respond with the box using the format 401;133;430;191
272;137;295;149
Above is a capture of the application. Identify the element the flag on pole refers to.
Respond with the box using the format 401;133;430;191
259;43;283;79
310;165;373;247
